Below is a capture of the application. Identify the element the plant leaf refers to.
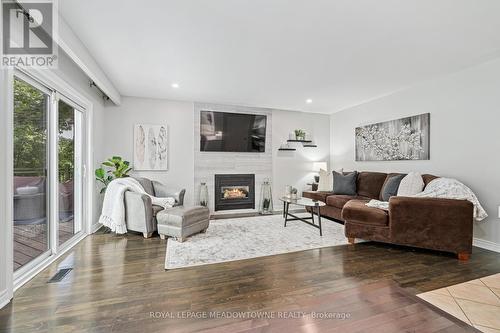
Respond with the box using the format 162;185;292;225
95;168;105;178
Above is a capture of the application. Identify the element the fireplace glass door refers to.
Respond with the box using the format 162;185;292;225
221;186;250;200
214;174;255;211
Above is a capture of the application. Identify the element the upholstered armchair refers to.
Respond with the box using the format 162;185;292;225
124;177;185;238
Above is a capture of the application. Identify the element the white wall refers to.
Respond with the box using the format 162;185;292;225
331;58;500;245
272;110;331;209
102;98;331;214
104;97;195;206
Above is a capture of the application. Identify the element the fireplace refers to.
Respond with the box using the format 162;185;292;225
214;174;255;211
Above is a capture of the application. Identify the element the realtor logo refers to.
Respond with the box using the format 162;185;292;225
1;0;58;68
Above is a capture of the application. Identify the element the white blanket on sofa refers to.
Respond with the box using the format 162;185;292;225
413;178;487;221
99;177;175;234
366;178;487;221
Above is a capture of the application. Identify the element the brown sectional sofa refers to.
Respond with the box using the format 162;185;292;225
303;171;474;260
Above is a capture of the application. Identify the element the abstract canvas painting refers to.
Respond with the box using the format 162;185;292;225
134;124;168;170
355;113;430;161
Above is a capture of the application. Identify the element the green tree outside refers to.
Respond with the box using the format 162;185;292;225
14;78;75;183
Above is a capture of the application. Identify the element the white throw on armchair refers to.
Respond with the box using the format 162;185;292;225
124;177;185;238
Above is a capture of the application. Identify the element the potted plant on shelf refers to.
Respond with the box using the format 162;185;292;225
294;129;306;141
95;156;132;194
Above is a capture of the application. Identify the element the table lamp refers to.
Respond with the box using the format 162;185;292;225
312;162;328;182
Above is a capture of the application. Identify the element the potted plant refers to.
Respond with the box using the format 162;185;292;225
95;156;132;194
294;129;306;141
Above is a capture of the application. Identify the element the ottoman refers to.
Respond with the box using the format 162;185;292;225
157;206;210;242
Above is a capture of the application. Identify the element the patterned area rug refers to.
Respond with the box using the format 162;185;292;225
165;213;348;269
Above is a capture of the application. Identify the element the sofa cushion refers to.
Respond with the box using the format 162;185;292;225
357;172;388;199
326;195;368;209
397;172;424;196
317;169;333;191
303;191;331;203
333;171;358;195
380;174;406;201
341;200;389;226
379;173;404;200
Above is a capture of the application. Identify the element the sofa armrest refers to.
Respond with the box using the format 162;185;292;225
124;191;155;233
389;196;473;254
152;181;186;206
303;191;333;203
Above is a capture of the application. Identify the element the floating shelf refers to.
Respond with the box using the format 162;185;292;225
287;139;313;143
278;148;297;151
303;144;318;148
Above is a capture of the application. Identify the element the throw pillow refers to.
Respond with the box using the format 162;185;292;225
332;170;358;195
317;168;343;191
397;172;425;196
317;169;332;191
381;174;406;201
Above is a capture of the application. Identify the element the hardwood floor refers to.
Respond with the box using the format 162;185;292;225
1;230;500;332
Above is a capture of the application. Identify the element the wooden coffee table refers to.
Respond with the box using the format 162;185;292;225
280;196;326;235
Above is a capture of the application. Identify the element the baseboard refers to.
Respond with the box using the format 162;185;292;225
0;289;12;309
473;237;500;253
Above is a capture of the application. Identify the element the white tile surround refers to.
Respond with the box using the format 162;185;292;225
194;103;273;215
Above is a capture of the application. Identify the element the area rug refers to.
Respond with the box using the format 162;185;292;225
165;213;348;269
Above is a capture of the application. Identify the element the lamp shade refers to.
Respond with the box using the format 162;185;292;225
312;162;328;172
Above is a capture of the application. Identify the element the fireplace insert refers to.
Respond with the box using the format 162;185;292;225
214;174;255;211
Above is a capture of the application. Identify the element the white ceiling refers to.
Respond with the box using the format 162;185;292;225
59;0;500;113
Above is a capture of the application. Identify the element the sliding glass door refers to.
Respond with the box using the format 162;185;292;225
13;71;86;277
58;99;84;247
13;76;51;272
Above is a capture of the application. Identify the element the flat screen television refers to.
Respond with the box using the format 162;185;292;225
200;111;267;152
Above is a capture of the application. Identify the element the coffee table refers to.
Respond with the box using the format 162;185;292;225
280;196;326;236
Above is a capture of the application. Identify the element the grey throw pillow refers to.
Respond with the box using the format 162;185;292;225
332;171;358;195
381;174;406;201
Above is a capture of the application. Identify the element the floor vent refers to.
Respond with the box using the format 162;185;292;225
47;268;72;283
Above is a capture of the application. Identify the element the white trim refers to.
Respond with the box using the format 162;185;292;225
49;90;59;254
0;68;14;309
473;238;500;253
18;67;91;110
0;290;11;309
85;103;95;235
13;71;52;95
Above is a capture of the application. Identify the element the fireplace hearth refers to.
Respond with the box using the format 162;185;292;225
215;174;255;211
